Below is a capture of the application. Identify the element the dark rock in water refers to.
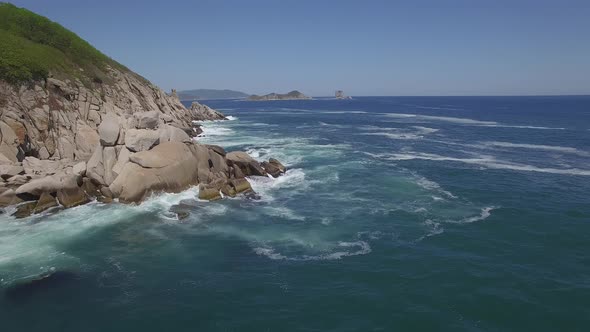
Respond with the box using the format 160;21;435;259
230;178;253;194
262;158;287;178
176;211;190;220
57;186;90;208
244;190;262;200
33;192;58;214
4;270;79;301
198;184;222;201
12;201;36;218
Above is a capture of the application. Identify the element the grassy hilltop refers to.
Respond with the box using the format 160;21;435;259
0;2;127;85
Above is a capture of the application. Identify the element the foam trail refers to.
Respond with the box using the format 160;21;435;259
377;152;590;176
481;141;589;156
253;241;371;261
383;113;566;130
414;175;457;199
446;207;497;224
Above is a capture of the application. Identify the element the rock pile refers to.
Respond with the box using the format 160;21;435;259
0;112;286;217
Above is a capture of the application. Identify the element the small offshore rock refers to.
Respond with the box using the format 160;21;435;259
12;201;36;218
198;184;222;201
34;192;58;214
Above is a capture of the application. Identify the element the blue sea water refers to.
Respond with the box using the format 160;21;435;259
1;96;590;331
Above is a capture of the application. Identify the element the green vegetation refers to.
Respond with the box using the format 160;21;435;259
0;2;127;85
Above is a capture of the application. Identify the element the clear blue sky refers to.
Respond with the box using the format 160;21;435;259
8;0;590;96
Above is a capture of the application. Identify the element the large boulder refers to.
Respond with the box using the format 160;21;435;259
225;151;267;177
97;114;120;146
34;192;58;214
125;129;160;152
15;173;80;198
86;145;105;185
158;124;192;144
129;141;191;168
134;111;160;129
262;158;287;178
0;189;22;207
56;186;89;208
111;147;130;178
0;164;24;180
22;157;64;176
102;147;117;185
198;184;222;201
74;121;100;160
109;141;200;203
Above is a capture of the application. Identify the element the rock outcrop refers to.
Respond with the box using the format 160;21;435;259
0;4;287;218
0;71;226;165
1;112;287;217
190;102;227;121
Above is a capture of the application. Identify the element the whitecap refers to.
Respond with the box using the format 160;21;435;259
446;207;497;224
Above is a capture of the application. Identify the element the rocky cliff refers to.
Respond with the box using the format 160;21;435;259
0;3;284;216
0;72;224;165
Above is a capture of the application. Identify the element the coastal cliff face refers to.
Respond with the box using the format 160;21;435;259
248;90;311;101
0;3;284;217
0;70;222;164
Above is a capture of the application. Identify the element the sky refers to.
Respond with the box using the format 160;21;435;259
8;0;590;96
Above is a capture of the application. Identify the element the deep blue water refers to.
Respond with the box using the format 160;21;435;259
1;96;590;331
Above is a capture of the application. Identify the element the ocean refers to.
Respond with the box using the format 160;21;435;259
1;96;589;331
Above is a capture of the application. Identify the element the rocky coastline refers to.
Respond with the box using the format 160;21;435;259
0;75;286;219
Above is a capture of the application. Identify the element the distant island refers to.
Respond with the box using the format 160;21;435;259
248;90;311;101
177;89;249;100
335;90;352;99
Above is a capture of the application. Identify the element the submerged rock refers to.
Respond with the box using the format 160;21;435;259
33;192;58;214
12;201;36;218
4;270;79;301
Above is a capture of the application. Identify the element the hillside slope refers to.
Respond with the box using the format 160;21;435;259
0;3;223;165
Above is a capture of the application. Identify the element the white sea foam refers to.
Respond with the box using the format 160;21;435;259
359;125;439;140
376;151;590;176
262;206;306;221
481;141;589;156
384;113;498;125
195;125;234;138
446;207;496;224
361;132;424;140
253;241;371;261
414;175;457;199
225;115;238;121
247;168;307;201
383;113;566;130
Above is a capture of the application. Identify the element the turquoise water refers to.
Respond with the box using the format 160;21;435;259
1;96;590;331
